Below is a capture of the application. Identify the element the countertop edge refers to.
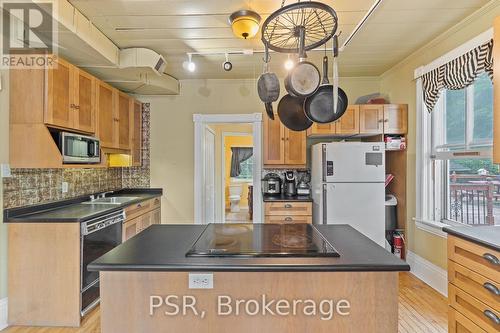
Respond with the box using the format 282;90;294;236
4;188;163;223
443;227;500;252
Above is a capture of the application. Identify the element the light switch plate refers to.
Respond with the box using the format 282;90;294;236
189;273;213;289
1;164;11;178
62;182;69;193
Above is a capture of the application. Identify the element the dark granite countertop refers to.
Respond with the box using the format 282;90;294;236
88;224;410;272
4;188;163;223
263;194;313;202
443;225;500;251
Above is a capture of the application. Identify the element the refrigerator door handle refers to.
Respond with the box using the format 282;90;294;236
322;144;327;182
322;184;327;225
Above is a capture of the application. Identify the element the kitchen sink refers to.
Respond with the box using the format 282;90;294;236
82;196;139;205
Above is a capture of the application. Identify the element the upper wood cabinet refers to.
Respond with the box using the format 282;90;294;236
264;113;306;167
383;104;407;134
336;105;360;135
131;100;143;166
118;92;132;150
96;80;118;148
359;105;384;134
307;122;335;136
44;58;96;133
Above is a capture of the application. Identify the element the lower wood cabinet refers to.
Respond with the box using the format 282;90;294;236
447;236;500;333
123;198;162;241
264;201;312;224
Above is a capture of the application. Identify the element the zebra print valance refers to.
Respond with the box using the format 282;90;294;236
422;40;493;112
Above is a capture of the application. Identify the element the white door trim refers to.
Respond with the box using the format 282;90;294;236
203;126;216;224
193;113;263;224
0;298;7;331
221;131;253;223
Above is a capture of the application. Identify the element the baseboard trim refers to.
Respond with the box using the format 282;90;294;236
406;251;448;297
0;298;7;331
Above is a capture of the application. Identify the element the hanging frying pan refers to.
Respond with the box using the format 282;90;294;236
303;36;348;123
284;27;321;98
257;44;280;120
277;94;313;131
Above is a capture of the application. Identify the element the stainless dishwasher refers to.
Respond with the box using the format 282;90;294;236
80;210;124;315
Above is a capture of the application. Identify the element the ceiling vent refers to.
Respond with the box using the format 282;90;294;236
119;48;167;76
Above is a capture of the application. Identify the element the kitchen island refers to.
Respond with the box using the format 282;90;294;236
90;223;409;333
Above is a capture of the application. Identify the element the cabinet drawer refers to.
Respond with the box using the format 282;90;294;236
125;200;152;220
264;202;312;216
265;215;312;224
449;307;487;333
448;236;500;283
449;284;500;332
151;196;161;210
449;261;500;312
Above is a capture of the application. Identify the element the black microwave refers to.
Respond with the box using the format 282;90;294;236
52;131;101;164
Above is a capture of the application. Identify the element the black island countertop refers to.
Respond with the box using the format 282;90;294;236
4;188;163;223
443;225;500;251
88;224;410;272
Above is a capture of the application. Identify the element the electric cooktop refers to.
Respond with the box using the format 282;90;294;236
186;223;339;258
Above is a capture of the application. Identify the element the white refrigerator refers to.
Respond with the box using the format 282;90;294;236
311;142;386;247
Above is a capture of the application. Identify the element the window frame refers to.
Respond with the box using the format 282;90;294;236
417;75;494;231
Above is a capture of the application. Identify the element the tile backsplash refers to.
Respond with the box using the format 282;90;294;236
2;103;152;209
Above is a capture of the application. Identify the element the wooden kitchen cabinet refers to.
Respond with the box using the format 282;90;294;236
44;58;96;133
307;122;336;136
131;99;143;166
118;92;132;150
336;105;360;135
264;201;312;223
383;104;407;134
96;80;117;148
263;113;306;167
122;198;162;241
359;105;384;134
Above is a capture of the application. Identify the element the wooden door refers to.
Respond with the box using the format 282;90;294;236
139;211;153;232
123;218;139;241
284;128;306;166
359;105;384;134
73;68;95;133
151;208;161;225
118;92;131;150
336;105;360;135
263;113;285;165
45;58;73;129
96;80;117;148
306;123;335;136
383;104;407;134
132;100;142;166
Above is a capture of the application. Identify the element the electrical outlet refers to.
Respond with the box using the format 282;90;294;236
189;273;213;289
62;182;69;193
1;164;11;178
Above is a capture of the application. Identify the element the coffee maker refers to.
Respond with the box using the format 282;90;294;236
284;171;297;197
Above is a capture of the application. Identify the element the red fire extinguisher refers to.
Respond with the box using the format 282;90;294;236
393;233;404;259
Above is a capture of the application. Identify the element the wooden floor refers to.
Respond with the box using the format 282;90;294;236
3;273;447;333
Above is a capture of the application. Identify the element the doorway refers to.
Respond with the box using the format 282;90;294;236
193;113;263;224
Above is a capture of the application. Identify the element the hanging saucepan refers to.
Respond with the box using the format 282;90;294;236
277;94;313;131
284;27;321;98
257;44;280;120
303;35;348;123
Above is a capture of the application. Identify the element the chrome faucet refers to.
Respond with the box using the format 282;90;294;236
98;191;114;199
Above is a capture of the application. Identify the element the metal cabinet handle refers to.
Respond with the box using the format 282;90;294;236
75;105;80;110
284;204;292;208
483;310;500;325
137;204;142;208
483;253;500;265
483;282;500;296
284;217;293;222
384;119;389;122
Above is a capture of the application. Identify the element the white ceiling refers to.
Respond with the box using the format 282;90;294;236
68;0;490;80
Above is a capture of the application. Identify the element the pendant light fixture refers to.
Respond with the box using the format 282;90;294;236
229;9;261;39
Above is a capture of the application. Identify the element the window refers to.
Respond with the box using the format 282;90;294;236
428;73;497;226
232;155;253;181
